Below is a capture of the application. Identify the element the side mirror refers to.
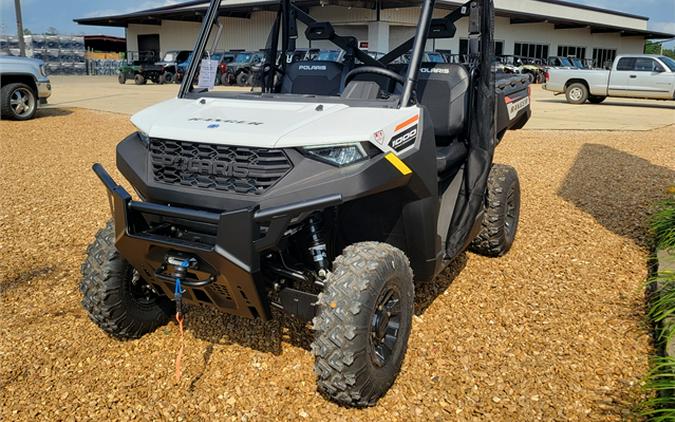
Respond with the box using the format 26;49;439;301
655;66;665;73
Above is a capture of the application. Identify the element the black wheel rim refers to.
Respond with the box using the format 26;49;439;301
504;184;517;238
369;282;402;367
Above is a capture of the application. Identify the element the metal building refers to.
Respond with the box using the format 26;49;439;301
75;0;673;66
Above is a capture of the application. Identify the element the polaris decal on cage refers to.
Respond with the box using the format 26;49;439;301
389;125;418;152
506;96;529;120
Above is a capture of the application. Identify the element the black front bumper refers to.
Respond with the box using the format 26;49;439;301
93;163;341;320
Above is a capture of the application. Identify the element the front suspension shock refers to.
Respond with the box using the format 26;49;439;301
307;213;330;274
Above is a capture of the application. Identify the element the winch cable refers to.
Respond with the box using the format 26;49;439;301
173;260;189;383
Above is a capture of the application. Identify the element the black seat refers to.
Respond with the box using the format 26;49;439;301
280;61;344;96
412;63;470;174
436;143;467;174
415;63;469;140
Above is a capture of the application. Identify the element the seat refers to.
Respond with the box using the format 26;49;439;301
414;63;469;140
280;61;345;96
412;63;471;173
436;142;468;174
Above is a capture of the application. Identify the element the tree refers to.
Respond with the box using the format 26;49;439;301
45;26;58;35
23;28;31;35
644;41;662;55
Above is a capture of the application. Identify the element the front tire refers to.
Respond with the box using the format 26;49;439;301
565;82;588;104
134;74;146;85
159;72;174;84
312;242;414;407
118;73;127;84
1;83;37;120
80;221;174;339
236;72;249;86
470;164;521;257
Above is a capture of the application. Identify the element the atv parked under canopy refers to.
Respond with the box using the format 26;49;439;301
83;0;530;407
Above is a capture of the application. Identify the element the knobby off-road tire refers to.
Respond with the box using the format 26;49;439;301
236;72;249;86
312;242;414;407
565;82;589;104
134;74;146;85
470;164;521;257
80;221;173;339
159;72;174;84
118;73;127;84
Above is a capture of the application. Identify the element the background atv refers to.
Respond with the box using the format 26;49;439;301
83;0;530;408
118;51;164;85
155;50;191;84
222;51;265;86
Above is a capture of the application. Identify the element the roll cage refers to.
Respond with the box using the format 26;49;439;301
178;0;488;108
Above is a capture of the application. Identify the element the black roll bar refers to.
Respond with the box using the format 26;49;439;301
178;0;222;98
400;0;436;107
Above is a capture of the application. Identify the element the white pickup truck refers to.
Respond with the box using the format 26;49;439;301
543;54;675;104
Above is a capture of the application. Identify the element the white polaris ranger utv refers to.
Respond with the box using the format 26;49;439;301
82;0;531;407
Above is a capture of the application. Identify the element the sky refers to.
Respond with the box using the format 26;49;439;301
0;0;673;46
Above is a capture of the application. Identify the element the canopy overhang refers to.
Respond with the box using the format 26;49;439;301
74;0;674;40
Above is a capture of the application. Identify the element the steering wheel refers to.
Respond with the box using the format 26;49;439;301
344;66;406;86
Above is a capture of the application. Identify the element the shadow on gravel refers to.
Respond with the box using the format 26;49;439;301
187;305;312;355
37;107;73;118
415;253;467;315
0;265;55;294
558;144;675;247
186;254;468;355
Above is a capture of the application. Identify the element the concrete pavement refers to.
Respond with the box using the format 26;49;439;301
45;75;674;130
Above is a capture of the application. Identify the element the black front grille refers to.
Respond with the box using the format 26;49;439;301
150;139;293;195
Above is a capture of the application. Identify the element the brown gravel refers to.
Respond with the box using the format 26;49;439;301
1;108;674;421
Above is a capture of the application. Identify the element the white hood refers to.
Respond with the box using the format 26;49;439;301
130;97;420;150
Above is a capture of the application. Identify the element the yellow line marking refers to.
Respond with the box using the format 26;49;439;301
385;153;412;175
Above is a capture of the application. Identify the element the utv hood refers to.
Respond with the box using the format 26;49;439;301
130;97;416;148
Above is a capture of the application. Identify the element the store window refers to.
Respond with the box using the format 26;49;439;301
459;39;504;56
557;45;586;58
592;48;616;69
514;42;549;59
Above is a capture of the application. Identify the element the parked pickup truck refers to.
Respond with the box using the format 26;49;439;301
0;55;51;120
543;54;675;104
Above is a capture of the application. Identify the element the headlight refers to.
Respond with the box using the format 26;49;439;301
135;129;150;146
301;143;368;167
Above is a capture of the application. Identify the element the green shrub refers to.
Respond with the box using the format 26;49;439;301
652;196;675;250
639;195;675;419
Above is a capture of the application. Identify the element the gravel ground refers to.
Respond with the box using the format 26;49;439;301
1;108;674;420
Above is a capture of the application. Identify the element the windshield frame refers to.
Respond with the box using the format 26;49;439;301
178;0;475;107
659;56;675;71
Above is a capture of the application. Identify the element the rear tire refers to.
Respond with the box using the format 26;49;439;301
312;242;414;407
565;82;588;104
134;74;146;85
588;95;606;104
80;221;174;339
118;73;126;84
470;164;521;257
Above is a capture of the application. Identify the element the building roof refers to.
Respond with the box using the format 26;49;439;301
74;0;675;40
